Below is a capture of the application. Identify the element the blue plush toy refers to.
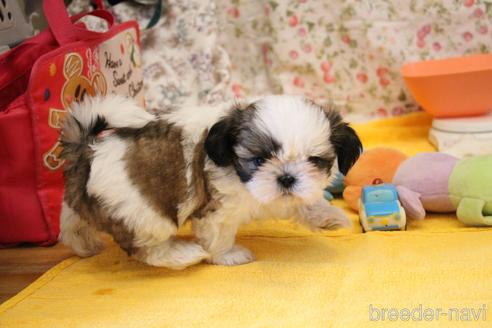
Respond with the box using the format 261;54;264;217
323;171;345;201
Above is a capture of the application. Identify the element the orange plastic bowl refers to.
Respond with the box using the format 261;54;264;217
401;54;492;118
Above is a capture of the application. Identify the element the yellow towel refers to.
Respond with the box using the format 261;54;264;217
2;112;492;327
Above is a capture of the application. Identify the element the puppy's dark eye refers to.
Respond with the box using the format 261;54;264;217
252;157;265;167
308;156;330;169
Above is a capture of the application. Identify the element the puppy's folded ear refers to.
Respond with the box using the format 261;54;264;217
205;115;236;167
326;110;363;175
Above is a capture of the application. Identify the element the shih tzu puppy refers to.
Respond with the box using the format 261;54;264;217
60;95;362;269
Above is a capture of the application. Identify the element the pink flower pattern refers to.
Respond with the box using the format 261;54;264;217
217;0;492;119
69;0;492;120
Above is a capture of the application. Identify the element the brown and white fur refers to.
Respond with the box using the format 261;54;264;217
59;95;362;269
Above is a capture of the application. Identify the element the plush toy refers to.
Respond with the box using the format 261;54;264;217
392;152;459;220
323;171;345;201
344;148;492;226
343;148;408;210
448;155;492;226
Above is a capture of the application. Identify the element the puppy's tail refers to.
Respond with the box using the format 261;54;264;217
61;95;155;162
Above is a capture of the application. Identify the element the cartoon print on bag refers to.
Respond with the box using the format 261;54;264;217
43;52;108;171
43;140;65;170
61;52;107;108
126;32;141;69
85;48;101;80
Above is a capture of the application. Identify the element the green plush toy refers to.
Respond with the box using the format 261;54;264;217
449;155;492;226
392;153;492;226
344;150;492;226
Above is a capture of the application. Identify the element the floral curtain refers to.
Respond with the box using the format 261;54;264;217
70;0;492;121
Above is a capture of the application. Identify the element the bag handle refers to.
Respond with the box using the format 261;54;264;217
93;0;106;9
43;0;114;45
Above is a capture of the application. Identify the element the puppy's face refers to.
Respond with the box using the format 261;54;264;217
205;96;362;204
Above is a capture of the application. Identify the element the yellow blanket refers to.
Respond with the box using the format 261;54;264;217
2;113;492;327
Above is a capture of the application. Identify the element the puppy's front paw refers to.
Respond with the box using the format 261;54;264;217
317;206;352;230
209;245;255;266
301;202;352;230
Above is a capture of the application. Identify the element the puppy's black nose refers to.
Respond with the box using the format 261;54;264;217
278;174;296;188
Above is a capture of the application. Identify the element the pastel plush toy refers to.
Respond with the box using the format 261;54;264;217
392;152;459;220
323;171;345;201
344;148;492;226
448;155;492;226
343;148;408;210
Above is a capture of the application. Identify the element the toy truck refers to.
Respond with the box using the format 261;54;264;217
359;184;406;232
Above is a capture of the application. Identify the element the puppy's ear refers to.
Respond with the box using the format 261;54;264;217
205;114;237;167
326;109;362;175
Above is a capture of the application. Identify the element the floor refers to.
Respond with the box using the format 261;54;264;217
0;243;74;304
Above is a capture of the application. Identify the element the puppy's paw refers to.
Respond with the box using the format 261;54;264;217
136;239;210;270
62;229;105;258
83;238;106;257
209;245;255;266
317;206;352;230
301;202;352;230
72;238;105;258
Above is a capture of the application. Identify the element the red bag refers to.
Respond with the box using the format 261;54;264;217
0;0;144;246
